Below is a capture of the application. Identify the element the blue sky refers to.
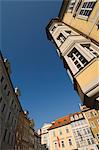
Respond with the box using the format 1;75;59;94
1;0;81;129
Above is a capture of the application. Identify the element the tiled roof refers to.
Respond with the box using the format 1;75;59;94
48;112;83;130
48;115;71;130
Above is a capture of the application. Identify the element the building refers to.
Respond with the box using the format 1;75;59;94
0;51;21;150
46;0;99;108
43;112;98;150
40;123;52;149
15;110;35;150
58;0;99;43
70;112;98;150
34;130;42;150
80;105;99;146
48;115;77;150
34;130;49;150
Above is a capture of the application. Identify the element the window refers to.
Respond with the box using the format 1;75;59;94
74;114;79;120
59;129;62;135
51;26;56;32
61;141;65;148
79;1;96;19
93;111;97;116
53;131;55;137
4;84;7;90
97;119;99;125
7;90;10;96
68;139;72;145
68;0;76;13
70;116;74;121
87;139;91;145
54;142;57;148
76;141;80;147
8;112;11;121
91;138;94;144
0;97;2;103
1;76;4;83
8;132;11;144
66;128;69;133
86;128;90;134
57;33;66;45
81;43;99;58
68;48;88;70
90;121;95;128
87;112;91;118
3;129;7;142
1;104;6;113
96;134;99;139
83;129;87;134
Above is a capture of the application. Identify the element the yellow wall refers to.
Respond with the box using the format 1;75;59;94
75;59;99;91
62;0;99;42
49;125;77;150
83;109;99;144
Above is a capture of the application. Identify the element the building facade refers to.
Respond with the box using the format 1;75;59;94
48;115;77;150
70;112;98;150
42;112;98;150
15;110;35;150
80;105;99;146
46;0;99;108
40;123;52;149
0;52;21;150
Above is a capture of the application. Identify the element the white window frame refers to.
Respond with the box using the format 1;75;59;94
66;45;89;74
56;32;67;47
64;42;98;75
68;0;76;13
78;0;96;20
90;121;96;128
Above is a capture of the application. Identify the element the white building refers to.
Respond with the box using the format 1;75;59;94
40;123;52;149
70;112;98;150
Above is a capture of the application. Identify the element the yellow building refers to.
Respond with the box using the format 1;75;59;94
80;105;99;146
46;0;99;108
59;0;99;43
47;112;98;150
48;115;77;150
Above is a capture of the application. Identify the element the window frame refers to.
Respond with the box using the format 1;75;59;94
67;0;76;13
78;0;96;20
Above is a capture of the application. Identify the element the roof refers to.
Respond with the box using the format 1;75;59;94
48;112;84;130
48;115;70;130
